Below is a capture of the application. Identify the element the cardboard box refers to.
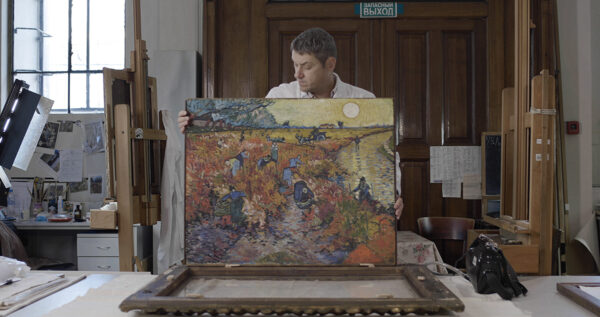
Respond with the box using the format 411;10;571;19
90;209;117;229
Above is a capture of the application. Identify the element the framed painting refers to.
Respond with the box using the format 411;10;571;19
557;283;600;315
184;98;396;265
119;265;465;315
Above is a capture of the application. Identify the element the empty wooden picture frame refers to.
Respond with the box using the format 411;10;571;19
119;265;464;315
557;283;600;316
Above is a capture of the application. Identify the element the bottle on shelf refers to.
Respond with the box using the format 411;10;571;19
74;205;82;222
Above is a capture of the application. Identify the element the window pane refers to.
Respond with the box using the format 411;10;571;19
13;31;41;71
13;74;42;96
72;0;88;71
70;73;87;110
43;0;69;71
89;0;125;69
43;74;68;111
13;0;42;71
88;73;104;110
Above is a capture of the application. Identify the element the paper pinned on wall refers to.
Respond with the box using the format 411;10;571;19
430;146;481;183
10;182;33;218
442;179;461;198
84;121;105;154
462;173;482;200
13;97;54;170
463;182;482;200
89;175;103;195
58;149;83;182
39;150;60;173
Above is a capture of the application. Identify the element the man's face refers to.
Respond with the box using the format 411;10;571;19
292;51;335;94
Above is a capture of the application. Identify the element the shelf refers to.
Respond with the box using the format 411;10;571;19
483;215;531;234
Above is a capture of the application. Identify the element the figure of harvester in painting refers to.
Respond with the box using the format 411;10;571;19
353;176;373;203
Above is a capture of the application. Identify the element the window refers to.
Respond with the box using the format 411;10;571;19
12;0;125;112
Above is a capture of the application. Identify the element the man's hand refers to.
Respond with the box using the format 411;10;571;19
394;197;404;220
178;110;193;133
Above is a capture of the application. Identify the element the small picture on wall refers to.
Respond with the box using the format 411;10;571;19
40;150;60;172
90;176;103;194
68;178;88;193
84;121;105;153
44;182;66;201
37;122;60;149
59;120;75;132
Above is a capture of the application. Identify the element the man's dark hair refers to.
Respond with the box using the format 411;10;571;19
290;27;337;66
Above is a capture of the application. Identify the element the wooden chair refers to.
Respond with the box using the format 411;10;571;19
417;217;475;267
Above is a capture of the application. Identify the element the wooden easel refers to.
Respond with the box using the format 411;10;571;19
103;0;166;271
479;0;556;275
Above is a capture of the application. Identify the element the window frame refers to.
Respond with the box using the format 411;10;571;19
11;0;122;113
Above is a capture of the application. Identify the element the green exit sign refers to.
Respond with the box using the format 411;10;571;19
355;2;404;18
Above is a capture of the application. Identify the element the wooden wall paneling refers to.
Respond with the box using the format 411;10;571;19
428;29;444;149
504;0;515;88
442;31;472;145
488;0;505;132
390;19;488;231
250;1;268;98
372;20;383;97
220;0;251;97
427;27;443;223
398;162;429;231
397;32;428;142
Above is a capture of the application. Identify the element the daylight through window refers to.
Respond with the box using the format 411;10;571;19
12;0;125;112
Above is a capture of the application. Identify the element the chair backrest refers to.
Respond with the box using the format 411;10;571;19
417;216;475;266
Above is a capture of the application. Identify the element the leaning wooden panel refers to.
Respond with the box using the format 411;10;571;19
120;265;464;315
185;98;397;265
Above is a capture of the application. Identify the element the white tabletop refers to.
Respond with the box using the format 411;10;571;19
14;220;92;230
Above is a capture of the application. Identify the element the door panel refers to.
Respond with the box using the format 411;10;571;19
387;20;486;232
397;33;428;142
443;32;473;145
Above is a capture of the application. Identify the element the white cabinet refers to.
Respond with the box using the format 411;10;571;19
76;233;119;271
76;226;152;271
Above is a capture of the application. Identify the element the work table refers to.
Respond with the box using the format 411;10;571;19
5;271;600;316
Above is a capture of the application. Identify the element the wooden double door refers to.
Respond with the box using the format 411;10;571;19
204;1;489;233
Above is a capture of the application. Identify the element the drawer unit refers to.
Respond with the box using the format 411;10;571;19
76;226;152;271
77;236;119;257
77;256;120;271
77;233;119;271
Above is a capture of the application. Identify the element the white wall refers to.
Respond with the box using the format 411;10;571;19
592;1;600;190
557;0;598;239
124;0;203;141
124;0;202;63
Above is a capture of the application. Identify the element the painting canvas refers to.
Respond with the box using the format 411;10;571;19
185;98;396;265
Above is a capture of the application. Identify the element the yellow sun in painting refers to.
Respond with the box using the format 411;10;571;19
342;102;360;118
